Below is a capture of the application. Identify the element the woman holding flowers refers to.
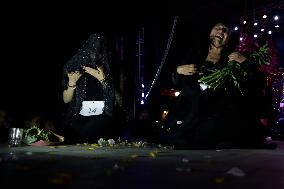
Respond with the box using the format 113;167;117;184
161;21;271;149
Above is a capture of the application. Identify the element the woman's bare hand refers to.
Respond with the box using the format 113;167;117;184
67;71;82;85
83;66;105;82
177;64;198;75
228;52;247;63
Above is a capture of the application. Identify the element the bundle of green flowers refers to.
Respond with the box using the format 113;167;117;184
22;120;64;145
198;44;271;93
22;126;51;144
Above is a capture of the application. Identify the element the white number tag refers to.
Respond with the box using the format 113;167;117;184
79;101;105;116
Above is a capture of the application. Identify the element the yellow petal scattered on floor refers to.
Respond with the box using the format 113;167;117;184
86;147;94;150
149;152;157;158
48;178;65;185
58;146;67;148
214;176;225;184
131;154;138;158
91;143;99;147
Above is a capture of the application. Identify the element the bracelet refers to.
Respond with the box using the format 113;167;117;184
68;84;76;89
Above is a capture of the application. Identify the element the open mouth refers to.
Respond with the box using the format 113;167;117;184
215;34;223;39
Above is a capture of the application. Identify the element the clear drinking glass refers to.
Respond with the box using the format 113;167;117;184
8;128;23;147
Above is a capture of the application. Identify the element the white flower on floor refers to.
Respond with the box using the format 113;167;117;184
225;167;246;177
108;139;115;146
98;138;107;146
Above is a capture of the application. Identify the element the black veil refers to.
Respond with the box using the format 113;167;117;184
62;33;114;119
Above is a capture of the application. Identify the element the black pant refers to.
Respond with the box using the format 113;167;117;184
63;114;114;144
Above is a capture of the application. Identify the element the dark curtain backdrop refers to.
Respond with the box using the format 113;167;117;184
0;0;282;129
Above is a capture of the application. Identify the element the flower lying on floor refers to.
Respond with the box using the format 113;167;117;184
97;138;115;147
22;126;64;145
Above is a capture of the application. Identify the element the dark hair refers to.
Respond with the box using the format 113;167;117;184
206;21;240;53
178;17;241;68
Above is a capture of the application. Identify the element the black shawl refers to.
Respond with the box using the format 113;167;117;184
62;33;114;119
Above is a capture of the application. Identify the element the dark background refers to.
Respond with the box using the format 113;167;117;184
0;0;283;129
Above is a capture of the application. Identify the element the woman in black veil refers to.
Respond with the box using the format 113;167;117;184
61;33;115;143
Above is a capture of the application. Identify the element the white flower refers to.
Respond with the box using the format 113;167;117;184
98;138;106;146
108;139;115;146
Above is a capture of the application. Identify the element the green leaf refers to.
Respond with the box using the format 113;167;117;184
22;135;37;144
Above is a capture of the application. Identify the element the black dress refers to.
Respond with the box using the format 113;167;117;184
160;57;267;149
64;74;113;143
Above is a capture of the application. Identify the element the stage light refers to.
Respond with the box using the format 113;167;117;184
174;91;180;96
274;15;279;21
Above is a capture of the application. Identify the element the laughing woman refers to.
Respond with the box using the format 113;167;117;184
160;21;270;149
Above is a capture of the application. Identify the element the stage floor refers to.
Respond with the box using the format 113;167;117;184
1;140;284;189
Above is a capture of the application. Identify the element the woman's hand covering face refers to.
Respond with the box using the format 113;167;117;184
83;66;105;81
67;71;82;84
